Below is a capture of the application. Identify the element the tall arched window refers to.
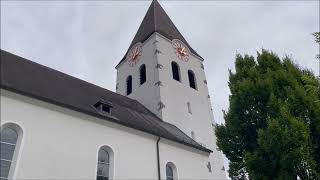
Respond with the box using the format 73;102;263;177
188;70;197;90
171;62;180;82
166;162;177;180
126;75;132;95
139;64;146;85
97;148;110;180
0;124;22;179
166;165;174;180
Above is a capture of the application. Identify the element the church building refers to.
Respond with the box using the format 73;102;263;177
0;1;226;179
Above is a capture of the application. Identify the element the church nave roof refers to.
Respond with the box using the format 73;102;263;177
1;49;212;153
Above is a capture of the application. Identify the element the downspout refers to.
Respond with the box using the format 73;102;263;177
157;136;161;180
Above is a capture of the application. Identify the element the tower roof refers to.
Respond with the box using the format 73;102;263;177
116;0;203;68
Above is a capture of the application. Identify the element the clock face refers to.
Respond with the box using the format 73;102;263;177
127;42;143;67
172;39;190;62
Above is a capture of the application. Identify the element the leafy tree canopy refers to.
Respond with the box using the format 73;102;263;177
313;32;320;44
216;49;320;179
313;32;320;60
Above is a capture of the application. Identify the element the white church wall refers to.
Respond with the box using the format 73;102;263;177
159;138;213;179
1;89;226;179
1;90;158;180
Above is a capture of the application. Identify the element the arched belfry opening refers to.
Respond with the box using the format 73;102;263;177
126;76;132;95
140;64;146;85
171;61;181;82
188;70;197;90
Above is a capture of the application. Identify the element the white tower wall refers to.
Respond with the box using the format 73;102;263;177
156;34;225;178
116;35;161;118
116;33;226;179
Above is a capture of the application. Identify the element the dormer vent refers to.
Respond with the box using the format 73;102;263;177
94;99;113;115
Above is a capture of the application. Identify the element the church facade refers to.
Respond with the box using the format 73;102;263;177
0;1;226;179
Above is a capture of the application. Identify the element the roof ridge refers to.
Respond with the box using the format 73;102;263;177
153;0;157;30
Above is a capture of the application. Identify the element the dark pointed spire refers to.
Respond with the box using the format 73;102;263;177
116;0;202;67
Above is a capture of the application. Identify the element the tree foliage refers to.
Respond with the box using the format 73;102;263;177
216;50;320;179
313;32;320;59
313;32;320;44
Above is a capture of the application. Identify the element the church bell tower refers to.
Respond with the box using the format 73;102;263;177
115;1;225;177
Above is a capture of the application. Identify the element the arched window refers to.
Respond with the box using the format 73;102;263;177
166;162;177;180
166;165;174;180
188;70;197;89
171;61;180;82
0;124;22;179
139;64;146;85
97;147;113;180
126;75;132;95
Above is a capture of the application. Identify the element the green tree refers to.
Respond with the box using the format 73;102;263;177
313;32;320;73
313;32;320;44
216;50;320;179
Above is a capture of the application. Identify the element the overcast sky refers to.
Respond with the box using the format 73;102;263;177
1;0;319;124
1;0;318;177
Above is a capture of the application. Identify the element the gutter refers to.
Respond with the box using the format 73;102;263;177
156;136;161;180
